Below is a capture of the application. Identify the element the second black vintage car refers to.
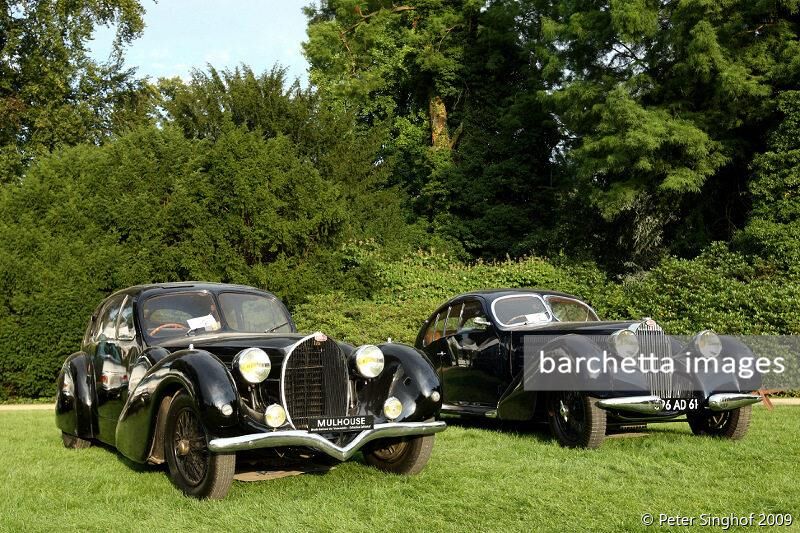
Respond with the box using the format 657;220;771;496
416;289;763;449
56;283;445;499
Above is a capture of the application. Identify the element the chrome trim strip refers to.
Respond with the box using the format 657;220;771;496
208;421;447;460
708;393;762;411
597;395;665;414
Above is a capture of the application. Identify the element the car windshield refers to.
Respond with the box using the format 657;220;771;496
141;290;291;339
492;295;551;327
218;292;291;334
545;296;599;322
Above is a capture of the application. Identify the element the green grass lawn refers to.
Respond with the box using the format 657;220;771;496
1;407;797;532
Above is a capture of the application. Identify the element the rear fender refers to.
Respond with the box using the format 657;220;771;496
55;352;96;439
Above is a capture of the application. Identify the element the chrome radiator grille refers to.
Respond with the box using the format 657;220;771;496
635;319;677;398
281;334;348;430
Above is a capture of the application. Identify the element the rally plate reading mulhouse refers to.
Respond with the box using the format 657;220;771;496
308;415;375;433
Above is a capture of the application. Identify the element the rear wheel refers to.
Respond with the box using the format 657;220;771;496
548;392;606;449
687;406;752;440
61;432;91;449
363;434;435;475
164;393;235;499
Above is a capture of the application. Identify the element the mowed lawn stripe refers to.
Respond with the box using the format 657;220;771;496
0;407;797;532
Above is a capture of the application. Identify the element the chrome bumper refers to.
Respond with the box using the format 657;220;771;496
596;396;665;414
708;393;762;411
597;393;762;414
208;421;447;461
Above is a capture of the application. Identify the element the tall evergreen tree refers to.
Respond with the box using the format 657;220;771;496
533;0;800;266
0;0;151;183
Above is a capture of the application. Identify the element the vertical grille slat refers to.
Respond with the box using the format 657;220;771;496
635;319;679;399
281;335;348;430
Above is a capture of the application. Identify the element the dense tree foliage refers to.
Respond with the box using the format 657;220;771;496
0;125;349;396
536;0;800;266
0;0;153;183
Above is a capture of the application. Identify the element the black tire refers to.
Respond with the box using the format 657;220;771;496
163;393;235;499
548;392;606;449
687;406;752;440
363;434;435;475
61;431;92;449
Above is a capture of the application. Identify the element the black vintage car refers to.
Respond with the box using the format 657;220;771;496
416;289;763;449
56;283;445;499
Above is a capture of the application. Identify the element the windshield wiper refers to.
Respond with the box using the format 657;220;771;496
265;321;289;333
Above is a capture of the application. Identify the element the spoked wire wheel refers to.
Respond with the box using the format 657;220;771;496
164;393;235;499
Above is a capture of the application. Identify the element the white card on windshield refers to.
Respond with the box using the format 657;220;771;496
187;314;217;331
525;312;549;323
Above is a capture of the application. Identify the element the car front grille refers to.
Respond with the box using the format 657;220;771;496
281;334;349;430
635;319;681;399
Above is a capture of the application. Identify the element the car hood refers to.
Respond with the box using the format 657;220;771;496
156;332;312;364
507;320;642;335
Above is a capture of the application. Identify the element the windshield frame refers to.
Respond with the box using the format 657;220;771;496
138;288;294;343
490;294;552;328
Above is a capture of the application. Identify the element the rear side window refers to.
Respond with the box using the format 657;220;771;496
94;295;125;341
117;297;137;340
442;304;463;337
422;312;441;347
458;300;489;332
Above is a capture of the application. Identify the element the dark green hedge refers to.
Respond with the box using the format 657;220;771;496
1;129;797;399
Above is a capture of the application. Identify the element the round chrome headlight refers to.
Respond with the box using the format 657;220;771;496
234;347;271;384
352;345;385;378
695;330;722;358
265;403;286;428
611;329;640;358
383;397;403;420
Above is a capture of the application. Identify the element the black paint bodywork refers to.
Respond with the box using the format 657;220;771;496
416;289;760;425
56;282;442;464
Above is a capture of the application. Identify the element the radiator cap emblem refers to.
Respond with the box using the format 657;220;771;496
313;332;328;343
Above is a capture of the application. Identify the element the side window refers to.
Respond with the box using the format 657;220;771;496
94;295;124;341
459;300;489;333
442;303;463;337
116;297;136;340
422;312;441;347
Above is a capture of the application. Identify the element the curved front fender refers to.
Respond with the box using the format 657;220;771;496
115;349;240;463
355;343;442;423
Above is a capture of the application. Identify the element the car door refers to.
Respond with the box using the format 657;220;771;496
89;294;129;444
447;299;506;407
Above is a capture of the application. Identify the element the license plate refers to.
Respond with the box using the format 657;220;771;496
663;398;701;411
308;415;374;433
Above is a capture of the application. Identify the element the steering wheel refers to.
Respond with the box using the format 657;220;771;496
149;323;189;336
506;314;529;325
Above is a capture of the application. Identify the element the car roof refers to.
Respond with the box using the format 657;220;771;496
109;282;275;300
446;288;583;305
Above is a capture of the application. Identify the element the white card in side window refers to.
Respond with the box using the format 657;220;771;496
187;314;217;331
525;312;549;324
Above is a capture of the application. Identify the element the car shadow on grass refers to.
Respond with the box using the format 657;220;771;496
440;415;554;443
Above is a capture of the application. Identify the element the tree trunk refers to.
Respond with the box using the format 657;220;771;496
429;95;450;149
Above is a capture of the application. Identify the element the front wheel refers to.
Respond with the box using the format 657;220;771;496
687;406;752;440
61;431;91;449
164;393;235;499
548;392;606;449
363;434;435;474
